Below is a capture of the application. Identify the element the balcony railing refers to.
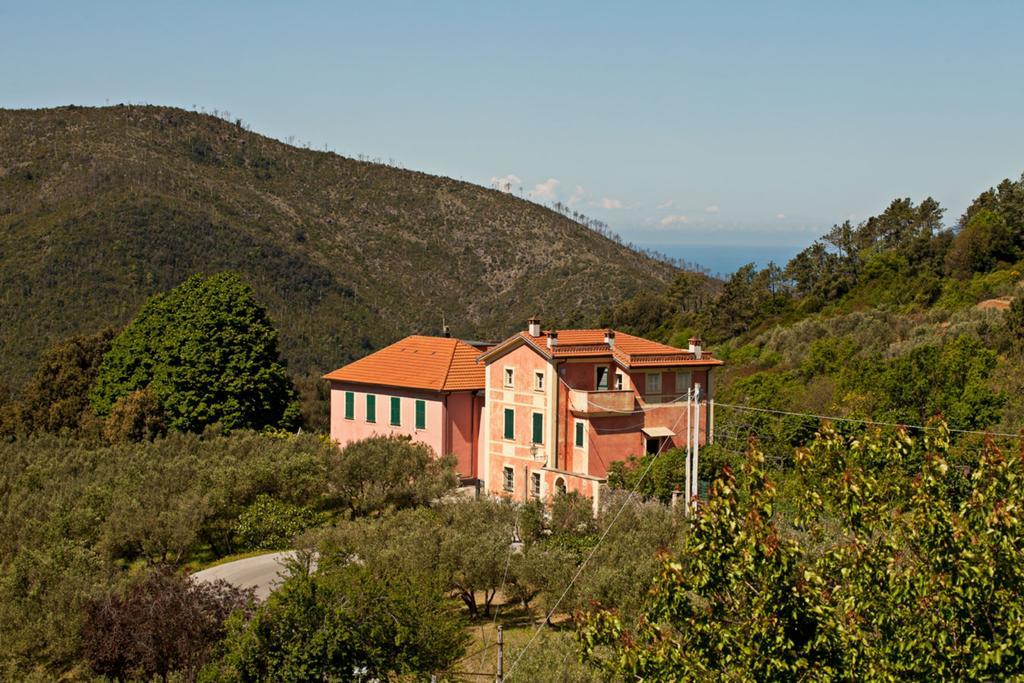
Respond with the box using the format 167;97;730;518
568;389;635;416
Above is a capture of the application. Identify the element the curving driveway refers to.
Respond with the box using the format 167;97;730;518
192;551;299;600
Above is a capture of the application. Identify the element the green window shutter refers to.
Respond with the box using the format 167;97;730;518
366;395;376;423
390;396;401;426
575;421;584;447
415;400;426;429
532;413;543;444
344;391;354;420
503;408;515;440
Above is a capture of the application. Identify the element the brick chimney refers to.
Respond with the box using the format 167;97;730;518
604;328;615;348
688;336;703;360
528;317;541;337
547;330;558;349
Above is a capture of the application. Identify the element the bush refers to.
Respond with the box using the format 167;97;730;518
234;495;326;551
81;565;252;682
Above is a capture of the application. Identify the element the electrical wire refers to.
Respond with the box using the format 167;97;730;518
504;406;691;679
713;402;1024;440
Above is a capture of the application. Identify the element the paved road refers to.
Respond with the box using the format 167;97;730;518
192;551;299;600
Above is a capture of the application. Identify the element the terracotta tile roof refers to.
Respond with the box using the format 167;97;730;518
323;335;485;391
481;329;723;368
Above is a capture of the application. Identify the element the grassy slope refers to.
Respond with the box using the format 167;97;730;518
0;105;675;387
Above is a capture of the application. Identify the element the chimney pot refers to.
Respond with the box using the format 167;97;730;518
688;336;703;360
527;317;541;337
547;330;558;349
604;328;615;347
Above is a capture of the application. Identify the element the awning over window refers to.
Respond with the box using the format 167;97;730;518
641;426;675;438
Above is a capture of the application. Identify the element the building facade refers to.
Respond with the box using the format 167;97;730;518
476;321;721;507
323;335;486;481
324;321;721;502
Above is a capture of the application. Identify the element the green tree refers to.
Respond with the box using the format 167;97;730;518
1008;294;1024;353
212;556;467;681
234;495;325;551
871;335;1005;431
90;272;298;432
944;208;1015;278
328;436;458;518
0;328;113;437
580;424;1024;680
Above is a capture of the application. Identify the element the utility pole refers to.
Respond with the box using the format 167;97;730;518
692;385;701;510
496;625;504;683
684;387;692;516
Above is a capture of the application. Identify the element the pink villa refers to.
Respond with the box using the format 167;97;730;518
324;320;722;505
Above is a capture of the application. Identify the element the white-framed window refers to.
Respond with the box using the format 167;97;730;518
530;471;542;498
503;367;514;388
574;420;585;448
646;372;662;394
614;371;625;390
595;366;609;391
534;371;545;391
503;466;515;492
676;370;692;394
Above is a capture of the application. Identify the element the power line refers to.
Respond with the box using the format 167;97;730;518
713;402;1024;440
504;406;690;679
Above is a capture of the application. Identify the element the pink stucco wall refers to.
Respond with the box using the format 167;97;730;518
329;381;482;480
483;344;553;497
329;381;444;454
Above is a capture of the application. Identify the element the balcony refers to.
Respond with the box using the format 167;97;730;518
568;389;635;417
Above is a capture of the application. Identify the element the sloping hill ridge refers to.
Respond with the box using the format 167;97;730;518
0;105;674;387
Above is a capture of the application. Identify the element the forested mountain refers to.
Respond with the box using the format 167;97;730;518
0;105;676;390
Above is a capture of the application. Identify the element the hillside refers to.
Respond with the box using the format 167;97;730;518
0;105;675;388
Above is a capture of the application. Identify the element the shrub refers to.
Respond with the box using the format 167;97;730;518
234;495;326;551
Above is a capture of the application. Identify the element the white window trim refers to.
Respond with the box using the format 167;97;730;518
534;370;545;392
503;366;515;388
503;465;515;492
530;471;542;499
595;366;610;391
574;419;586;449
614;371;625;391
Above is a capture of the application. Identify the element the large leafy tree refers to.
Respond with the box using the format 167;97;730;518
90;272;298;432
579;424;1024;680
213;555;467;681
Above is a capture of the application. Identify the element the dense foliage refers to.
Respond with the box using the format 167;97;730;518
210;555;468;681
0;432;456;678
581;424;1024;680
82;566;253;682
90;272;298;433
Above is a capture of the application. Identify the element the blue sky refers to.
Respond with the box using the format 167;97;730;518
3;1;1023;271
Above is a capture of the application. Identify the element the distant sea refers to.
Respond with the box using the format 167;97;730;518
643;243;805;277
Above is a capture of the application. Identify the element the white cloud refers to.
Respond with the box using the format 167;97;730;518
660;214;689;226
490;174;521;193
529;178;560;201
568;185;586;207
704;204;720;214
776;212;786;219
656;199;674;209
600;197;623;209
